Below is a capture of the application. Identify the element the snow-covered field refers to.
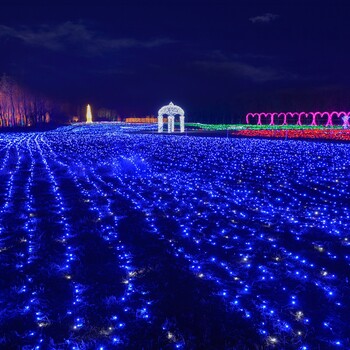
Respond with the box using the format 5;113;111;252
0;123;349;349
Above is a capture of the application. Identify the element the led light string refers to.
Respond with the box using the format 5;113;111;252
37;134;150;348
49;124;350;348
2;124;349;349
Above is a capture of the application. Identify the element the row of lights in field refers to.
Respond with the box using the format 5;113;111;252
47;124;349;348
1;123;349;349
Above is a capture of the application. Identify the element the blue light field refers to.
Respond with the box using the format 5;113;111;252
0;123;349;349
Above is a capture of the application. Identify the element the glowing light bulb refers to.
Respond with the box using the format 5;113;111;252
295;311;304;320
267;336;278;345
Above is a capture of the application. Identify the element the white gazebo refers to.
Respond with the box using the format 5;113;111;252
158;102;185;133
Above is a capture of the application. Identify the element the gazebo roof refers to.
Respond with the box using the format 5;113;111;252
158;102;184;116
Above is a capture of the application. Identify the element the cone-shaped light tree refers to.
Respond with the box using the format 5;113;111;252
86;104;93;123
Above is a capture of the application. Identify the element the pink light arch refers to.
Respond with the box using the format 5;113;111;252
246;113;263;125
245;111;350;127
277;113;287;125
286;112;296;124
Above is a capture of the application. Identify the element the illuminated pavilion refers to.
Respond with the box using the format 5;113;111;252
158;102;185;133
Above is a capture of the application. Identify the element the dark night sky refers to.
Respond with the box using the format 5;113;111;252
1;0;350;121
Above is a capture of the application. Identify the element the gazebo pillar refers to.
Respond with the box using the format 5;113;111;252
171;116;175;132
180;115;185;133
168;115;174;133
158;114;163;133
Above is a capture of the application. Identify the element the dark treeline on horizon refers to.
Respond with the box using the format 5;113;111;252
2;75;350;128
0;74;68;128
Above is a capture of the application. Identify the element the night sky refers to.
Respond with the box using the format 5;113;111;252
1;0;350;121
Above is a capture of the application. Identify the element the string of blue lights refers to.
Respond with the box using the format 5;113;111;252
0;123;349;349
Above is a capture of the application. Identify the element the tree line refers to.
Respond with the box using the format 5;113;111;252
0;74;62;127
